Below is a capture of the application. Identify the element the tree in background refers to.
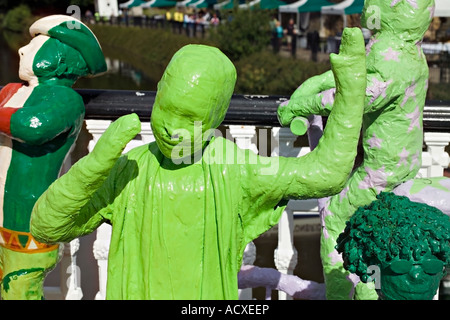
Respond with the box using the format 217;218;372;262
2;4;32;32
209;8;272;61
0;0;94;14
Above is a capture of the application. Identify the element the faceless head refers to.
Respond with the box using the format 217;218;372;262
150;44;237;161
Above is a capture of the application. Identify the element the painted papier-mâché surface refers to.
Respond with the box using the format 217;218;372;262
277;0;450;300
0;15;106;299
31;28;366;299
336;192;450;300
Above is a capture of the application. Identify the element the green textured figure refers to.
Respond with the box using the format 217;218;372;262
0;15;106;299
278;0;439;299
31;28;366;299
336;192;450;300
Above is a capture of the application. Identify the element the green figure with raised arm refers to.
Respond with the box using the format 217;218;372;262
0;15;106;299
31;28;366;300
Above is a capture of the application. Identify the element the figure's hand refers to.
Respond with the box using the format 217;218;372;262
329;28;366;91
89;113;142;169
277;99;297;128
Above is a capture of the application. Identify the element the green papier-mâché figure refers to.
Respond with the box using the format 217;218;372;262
31;28;366;300
0;15;106;299
277;0;439;300
336;192;450;300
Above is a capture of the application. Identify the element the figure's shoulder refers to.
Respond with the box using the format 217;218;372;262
205;136;238;153
35;84;82;102
123;141;163;162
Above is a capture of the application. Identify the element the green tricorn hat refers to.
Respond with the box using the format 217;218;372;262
29;15;107;76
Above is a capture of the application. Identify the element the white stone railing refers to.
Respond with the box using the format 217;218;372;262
42;118;450;300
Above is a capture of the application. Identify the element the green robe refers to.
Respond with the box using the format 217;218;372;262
32;134;357;299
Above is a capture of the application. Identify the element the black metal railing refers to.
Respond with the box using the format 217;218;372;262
1;86;449;131
76;88;450;132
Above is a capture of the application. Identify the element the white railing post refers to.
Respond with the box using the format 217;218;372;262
85;119;112;300
271;127;303;300
62;240;84;299
274;205;298;300
92;223;112;300
44;144;84;300
228;125;258;300
228;125;258;153
421;132;450;178
238;241;256;300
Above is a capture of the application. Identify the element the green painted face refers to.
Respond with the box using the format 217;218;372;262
378;256;446;300
150;44;236;161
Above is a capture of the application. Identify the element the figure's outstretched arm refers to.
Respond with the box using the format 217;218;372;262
296;69;335;97
30;113;141;244
248;27;366;201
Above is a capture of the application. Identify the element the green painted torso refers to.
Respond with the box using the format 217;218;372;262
2;84;84;232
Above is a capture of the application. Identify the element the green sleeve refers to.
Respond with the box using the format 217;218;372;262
291;69;335;97
277;70;335;126
10;86;85;145
30;114;142;244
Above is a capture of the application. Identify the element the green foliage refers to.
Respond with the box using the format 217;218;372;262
0;0;91;12
89;24;331;95
234;51;330;95
208;8;272;61
2;4;32;32
89;25;214;84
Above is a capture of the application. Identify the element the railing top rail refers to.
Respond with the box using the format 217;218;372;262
1;87;450;131
76;88;450;132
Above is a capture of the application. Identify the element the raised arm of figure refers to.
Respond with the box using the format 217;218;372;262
30;113;141;243
250;27;367;202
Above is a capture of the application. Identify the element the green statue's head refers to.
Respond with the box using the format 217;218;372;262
336;192;450;300
361;0;435;42
150;44;237;162
19;15;106;86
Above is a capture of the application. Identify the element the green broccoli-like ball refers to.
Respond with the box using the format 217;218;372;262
336;192;450;283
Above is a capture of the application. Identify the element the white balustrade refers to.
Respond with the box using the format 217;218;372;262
45;119;450;300
420;132;450;178
44;145;83;300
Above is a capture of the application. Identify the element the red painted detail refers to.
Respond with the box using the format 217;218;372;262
0;108;18;135
0;83;23;109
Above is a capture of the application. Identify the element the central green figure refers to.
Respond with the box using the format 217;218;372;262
31;29;366;299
